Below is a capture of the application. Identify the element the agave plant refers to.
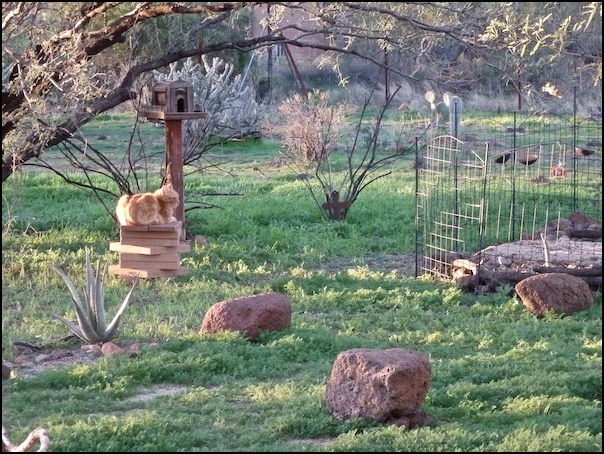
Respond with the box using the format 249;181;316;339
48;247;138;344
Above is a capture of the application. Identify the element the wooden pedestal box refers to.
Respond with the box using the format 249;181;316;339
109;222;191;278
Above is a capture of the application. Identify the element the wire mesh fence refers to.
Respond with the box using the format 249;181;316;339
415;108;602;291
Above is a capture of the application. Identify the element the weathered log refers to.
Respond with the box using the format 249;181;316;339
580;276;603;290
455;271;535;293
533;265;602;277
455;270;601;293
568;228;602;240
451;258;478;274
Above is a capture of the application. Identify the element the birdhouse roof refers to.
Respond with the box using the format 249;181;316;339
154;79;192;90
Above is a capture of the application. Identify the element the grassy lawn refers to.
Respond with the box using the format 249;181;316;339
1;111;602;452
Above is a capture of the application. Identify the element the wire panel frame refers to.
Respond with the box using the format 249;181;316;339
415;114;602;283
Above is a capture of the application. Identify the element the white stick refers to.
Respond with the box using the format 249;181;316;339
540;233;550;267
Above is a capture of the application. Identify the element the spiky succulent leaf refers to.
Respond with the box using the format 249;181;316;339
50;261;104;343
50;250;137;345
95;259;107;335
85;248;97;329
50;264;86;314
46;310;103;344
50;261;104;344
67;290;105;343
103;279;138;342
86;248;108;335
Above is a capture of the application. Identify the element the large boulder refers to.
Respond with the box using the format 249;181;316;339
515;272;594;316
325;348;433;427
200;292;291;340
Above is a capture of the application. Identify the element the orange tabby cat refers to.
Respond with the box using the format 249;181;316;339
116;183;179;226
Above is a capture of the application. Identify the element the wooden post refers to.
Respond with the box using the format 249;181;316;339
138;80;207;244
165;119;185;241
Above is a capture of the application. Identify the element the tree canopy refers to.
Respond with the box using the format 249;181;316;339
2;2;601;182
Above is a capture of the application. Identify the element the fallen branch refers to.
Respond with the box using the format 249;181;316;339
455;270;602;293
533;265;602;277
568;227;602;240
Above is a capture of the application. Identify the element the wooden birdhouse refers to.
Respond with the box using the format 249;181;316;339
152;80;194;113
139;80;207;121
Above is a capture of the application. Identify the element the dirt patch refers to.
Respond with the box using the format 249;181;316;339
4;345;100;381
4;339;156;382
3;342;187;406
319;253;417;277
3;254;418;382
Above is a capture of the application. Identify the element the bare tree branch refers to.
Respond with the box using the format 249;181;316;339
3;2;600;183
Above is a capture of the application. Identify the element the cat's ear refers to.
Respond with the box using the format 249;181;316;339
158;183;173;196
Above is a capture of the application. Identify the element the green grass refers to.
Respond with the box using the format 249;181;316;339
1;111;602;452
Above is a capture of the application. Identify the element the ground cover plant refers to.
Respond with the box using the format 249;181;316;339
1;111;602;452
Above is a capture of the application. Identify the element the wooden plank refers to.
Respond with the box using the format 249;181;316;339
119;259;180;270
120;253;181;263
108;264;189;279
148;221;181;232
119;225;150;232
119;221;181;233
121;230;180;239
119;237;180;247
110;242;191;255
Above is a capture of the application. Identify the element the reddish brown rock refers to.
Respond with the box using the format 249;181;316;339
200;292;292;340
325;348;432;424
568;211;599;227
2;361;12;379
101;342;127;356
515;272;594;316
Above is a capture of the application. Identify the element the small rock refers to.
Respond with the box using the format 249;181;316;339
82;344;103;357
515;273;594;316
101;342;127;356
201;292;292;341
3;361;13;379
193;235;209;246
